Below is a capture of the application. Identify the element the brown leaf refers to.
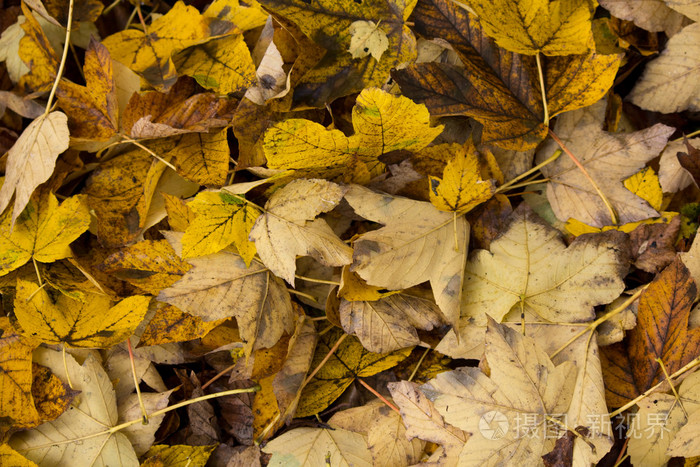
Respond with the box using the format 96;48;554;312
31;363;79;423
391;0;621;150
630;215;681;273
542;430;576;467
602;257;700;407
678;138;700;188
57;38;118;141
122;79;234;139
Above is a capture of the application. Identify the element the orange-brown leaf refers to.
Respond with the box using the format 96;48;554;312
31;363;79;422
602;257;700;407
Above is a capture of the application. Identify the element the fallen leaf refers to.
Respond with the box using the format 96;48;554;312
340;292;446;353
163;193;196;232
10;348;140;466
392;0;620;150
258;0;417;108
537;99;674;226
0;112;69;226
102;1;211;89
100;239;192;295
139;304;225;347
0;317;40;430
630;215;681;273
182;190;260;265
0;192;90;276
17;2;58;93
678;138;700;188
329;400;426;467
388;380;468;457
296;327;412;416
31;363;79;423
416;319;577;464
628;22;700;113
173;33;257;94
600;0;687;35
56;37;118;141
602;257;700;407
142;444;217;467
204;0;268;30
13;279;150;348
263;426;373;466
119;389;174;455
158;232;295;353
428;141;495;213
457;0;594;55
250;179;352;285
84;147;167;248
345;184;468;328
348;20;389;61
263;88;443;183
0;445;37;467
659;137;700;192
461;204;629;324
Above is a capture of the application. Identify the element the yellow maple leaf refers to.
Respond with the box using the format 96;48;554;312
181;191;260;265
204;0;268;31
0;193;90;276
139;304;225;346
458;0;595;55
102;1;211;89
13;279;150;348
429;143;496;212
264;88;443;183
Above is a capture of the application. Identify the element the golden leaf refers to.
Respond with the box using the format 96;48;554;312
13;279;150;348
0;318;40;430
17;2;58;93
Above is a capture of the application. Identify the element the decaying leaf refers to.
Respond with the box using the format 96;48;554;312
250;179;352;286
13;279;150;348
462;204;629;324
264;88;443;183
0;112;69;226
628;22;700;113
0;192;90;276
393;0;620;150
56;37;118;141
182;190;260;264
346;184;468;328
0;318;40;430
10;348;140;466
158;232;295;353
537;99;674;227
602;257;700;407
296;327;412;417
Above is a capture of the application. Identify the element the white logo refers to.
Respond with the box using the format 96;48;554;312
478;411;509;440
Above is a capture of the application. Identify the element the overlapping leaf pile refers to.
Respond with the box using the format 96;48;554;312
0;0;700;464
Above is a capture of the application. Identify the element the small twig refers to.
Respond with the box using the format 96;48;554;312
295;275;340;286
408;347;431;382
301;333;347;389
657;357;688;418
535;53;549;127
118;135;177;171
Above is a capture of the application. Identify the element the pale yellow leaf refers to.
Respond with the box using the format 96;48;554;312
348;20;389;61
345;185;468;328
10;348;139;466
0;112;69;225
250;179;352;286
628;22;700;113
263;427;373;466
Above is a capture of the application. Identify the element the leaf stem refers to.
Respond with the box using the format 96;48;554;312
548;128;619;225
608;355;700;418
43;0;74;117
549;285;648;360
118;135;178;171
127;339;149;424
294;275;340;286
301;333;347;389
657;357;688;418
535;53;549;128
357;378;400;414
408;347;431;382
495;150;561;194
